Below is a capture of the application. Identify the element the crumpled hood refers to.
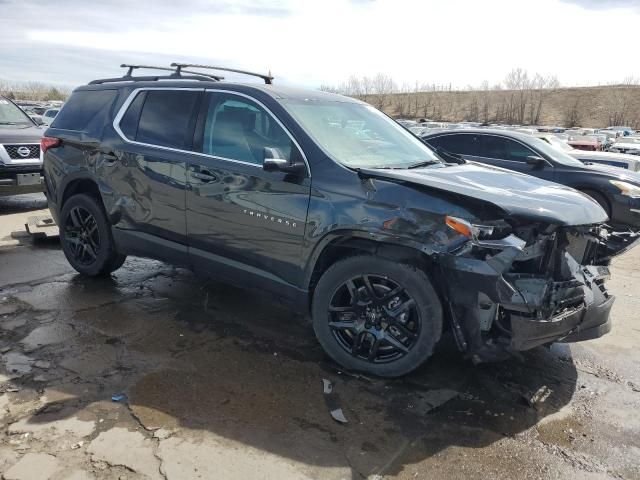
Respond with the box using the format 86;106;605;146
359;162;608;226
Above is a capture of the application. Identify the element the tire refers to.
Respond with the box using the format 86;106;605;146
580;189;611;218
59;193;126;276
312;255;443;378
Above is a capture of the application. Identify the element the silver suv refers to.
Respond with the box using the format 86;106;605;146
0;95;44;196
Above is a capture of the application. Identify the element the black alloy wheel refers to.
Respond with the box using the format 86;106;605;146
328;274;420;363
60;193;126;276
312;256;443;377
64;206;101;265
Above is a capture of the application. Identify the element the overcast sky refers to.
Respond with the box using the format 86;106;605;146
1;0;639;90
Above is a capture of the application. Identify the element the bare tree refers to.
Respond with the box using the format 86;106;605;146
477;80;492;123
371;73;395;109
504;68;530;124
564;98;581;127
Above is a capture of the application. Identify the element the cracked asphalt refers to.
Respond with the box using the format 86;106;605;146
1;194;639;480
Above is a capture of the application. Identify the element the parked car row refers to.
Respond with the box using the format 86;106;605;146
14;100;63;126
397;119;639;154
39;63;639;378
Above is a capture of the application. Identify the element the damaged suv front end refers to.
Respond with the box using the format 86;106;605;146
440;218;621;360
358;162;639;362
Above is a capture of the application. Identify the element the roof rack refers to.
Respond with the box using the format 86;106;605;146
89;64;223;85
171;63;273;84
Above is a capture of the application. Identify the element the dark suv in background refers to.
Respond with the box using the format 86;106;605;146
421;129;640;231
0;95;44;196
42;64;636;377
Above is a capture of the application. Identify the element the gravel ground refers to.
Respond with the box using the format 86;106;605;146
0;194;639;480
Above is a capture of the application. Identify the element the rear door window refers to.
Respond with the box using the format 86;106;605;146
426;134;479;156
134;90;201;150
477;135;537;162
478;135;509;159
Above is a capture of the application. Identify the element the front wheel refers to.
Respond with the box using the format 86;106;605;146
60;193;126;276
312;256;443;377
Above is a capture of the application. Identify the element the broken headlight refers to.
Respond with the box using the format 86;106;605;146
445;216;512;241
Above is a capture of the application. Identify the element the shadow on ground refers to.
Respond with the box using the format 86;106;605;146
0;247;579;478
0;193;47;215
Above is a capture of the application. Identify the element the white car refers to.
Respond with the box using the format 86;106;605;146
609;137;640;156
568;150;640;172
41;108;60;126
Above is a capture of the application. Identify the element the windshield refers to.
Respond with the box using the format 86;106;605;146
546;136;575;152
530;135;585;167
0;98;34;126
282;100;440;168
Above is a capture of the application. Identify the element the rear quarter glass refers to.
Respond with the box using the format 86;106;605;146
52;89;118;138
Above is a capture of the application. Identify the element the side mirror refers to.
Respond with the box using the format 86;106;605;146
263;147;306;176
526;155;546;168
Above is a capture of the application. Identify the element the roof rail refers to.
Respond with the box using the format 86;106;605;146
88;64;223;85
171;63;273;84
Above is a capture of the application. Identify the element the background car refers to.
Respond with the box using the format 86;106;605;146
421;128;640;230
41;108;60;125
0;95;44;196
567;135;602;151
609;136;640;156
568;150;640;172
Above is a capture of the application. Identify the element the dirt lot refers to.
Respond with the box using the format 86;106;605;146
1;195;639;480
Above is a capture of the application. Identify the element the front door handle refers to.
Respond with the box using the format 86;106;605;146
191;171;217;182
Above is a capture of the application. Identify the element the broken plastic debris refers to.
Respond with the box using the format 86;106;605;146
111;393;126;402
322;379;347;424
523;385;552;407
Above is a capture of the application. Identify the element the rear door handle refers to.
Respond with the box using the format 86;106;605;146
191;171;217;182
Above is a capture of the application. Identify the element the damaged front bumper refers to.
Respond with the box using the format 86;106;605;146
439;227;630;353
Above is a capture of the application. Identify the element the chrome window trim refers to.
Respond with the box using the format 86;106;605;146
112;87;311;177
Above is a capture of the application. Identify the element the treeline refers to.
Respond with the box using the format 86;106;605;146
321;69;640;129
0;80;70;102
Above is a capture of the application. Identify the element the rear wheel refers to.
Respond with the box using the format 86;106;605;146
60;193;126;276
312;256;443;377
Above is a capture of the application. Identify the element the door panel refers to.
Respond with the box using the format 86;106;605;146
105;147;188;243
186;91;311;289
107;88;202;245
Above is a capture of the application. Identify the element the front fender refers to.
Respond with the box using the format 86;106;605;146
301;227;444;289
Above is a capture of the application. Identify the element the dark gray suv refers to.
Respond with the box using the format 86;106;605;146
41;64;638;377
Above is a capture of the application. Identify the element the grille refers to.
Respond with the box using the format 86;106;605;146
3;144;40;159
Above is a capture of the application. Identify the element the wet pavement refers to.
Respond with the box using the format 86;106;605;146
1;195;639;479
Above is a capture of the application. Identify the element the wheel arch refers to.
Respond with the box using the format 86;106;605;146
58;173;114;217
305;231;436;307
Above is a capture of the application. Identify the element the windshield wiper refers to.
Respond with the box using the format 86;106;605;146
406;160;440;169
0;122;20;125
434;147;465;164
